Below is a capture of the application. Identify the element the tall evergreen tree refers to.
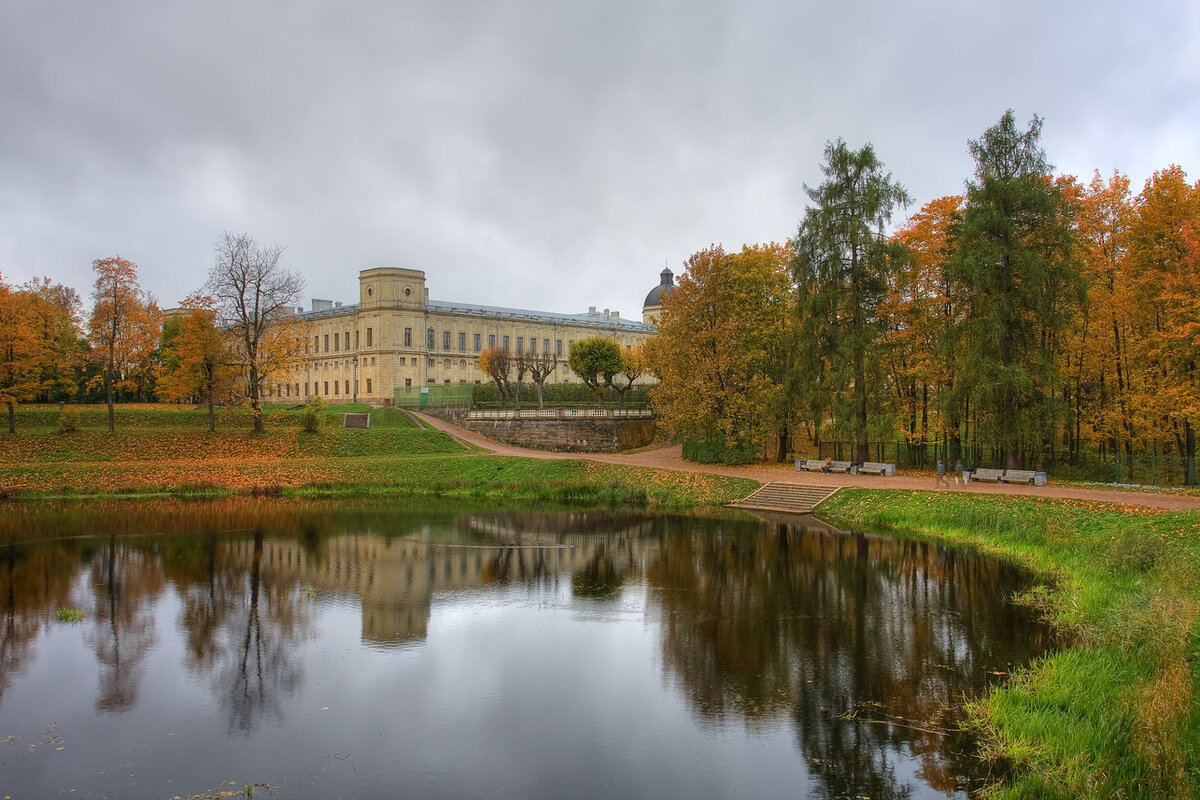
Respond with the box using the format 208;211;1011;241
946;111;1083;469
792;139;909;462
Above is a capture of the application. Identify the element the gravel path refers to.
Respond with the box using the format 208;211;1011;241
409;411;1200;512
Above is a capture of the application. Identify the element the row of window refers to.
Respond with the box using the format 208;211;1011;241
416;328;566;356
309;325;579;357
280;378;375;398
312;328;374;354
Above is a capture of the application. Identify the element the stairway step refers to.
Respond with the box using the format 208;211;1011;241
730;482;839;514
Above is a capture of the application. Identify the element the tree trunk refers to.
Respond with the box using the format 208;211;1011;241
207;391;216;433
6;401;14;434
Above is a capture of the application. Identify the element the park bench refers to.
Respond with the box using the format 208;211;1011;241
796;459;827;472
858;461;897;476
971;468;1005;482
999;469;1047;486
829;460;854;473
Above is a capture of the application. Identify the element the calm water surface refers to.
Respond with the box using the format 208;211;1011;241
0;499;1051;799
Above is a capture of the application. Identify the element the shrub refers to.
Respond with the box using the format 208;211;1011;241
682;437;759;465
301;396;328;433
57;406;81;433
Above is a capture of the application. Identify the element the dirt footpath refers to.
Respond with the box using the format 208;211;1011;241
409;411;1200;512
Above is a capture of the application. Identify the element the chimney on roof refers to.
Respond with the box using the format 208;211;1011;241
588;306;596;316
610;310;620;322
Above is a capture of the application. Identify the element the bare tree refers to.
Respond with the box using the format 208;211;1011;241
521;349;558;409
204;233;304;433
479;346;515;409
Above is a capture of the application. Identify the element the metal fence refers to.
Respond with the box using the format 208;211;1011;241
393;384;476;407
813;441;1198;487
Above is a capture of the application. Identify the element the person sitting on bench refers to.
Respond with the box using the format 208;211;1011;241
821;457;833;474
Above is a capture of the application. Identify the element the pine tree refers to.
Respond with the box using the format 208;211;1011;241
792;139;909;462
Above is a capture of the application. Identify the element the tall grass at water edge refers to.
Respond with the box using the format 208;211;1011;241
819;489;1200;799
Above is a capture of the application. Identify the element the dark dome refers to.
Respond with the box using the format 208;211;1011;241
642;267;677;308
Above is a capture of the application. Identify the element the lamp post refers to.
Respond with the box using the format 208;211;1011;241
352;356;358;404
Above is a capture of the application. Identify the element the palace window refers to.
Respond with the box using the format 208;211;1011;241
543;338;550;354
403;327;410;347
334;381;339;395
488;334;496;348
443;331;451;350
366;378;372;394
473;333;481;351
516;337;523;353
556;339;562;356
334;334;340;352
324;334;329;353
426;328;435;348
459;332;466;351
502;335;510;350
529;338;535;354
344;332;350;351
368;327;374;347
323;381;329;395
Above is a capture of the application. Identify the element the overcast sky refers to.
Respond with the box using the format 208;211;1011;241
2;1;1197;319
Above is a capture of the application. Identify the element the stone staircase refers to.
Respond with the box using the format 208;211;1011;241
731;482;839;514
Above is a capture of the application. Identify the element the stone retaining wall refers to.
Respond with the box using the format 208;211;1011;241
422;406;654;453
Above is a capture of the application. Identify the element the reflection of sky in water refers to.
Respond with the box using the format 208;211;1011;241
0;502;1048;799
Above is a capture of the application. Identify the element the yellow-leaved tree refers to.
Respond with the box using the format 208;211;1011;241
647;242;794;462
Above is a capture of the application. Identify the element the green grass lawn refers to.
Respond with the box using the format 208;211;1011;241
0;404;757;508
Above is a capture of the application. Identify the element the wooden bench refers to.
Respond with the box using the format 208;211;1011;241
829;461;854;473
858;462;896;476
796;459;826;472
999;469;1047;486
971;468;1005;482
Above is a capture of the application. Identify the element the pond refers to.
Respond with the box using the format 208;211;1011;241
0;498;1051;799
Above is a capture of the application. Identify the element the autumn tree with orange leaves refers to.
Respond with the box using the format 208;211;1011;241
88;256;161;432
0;274;40;433
885;195;963;455
159;295;241;432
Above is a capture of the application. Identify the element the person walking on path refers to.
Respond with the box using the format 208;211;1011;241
936;459;950;488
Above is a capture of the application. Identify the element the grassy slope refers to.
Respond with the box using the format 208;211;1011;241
0;404;757;508
819;489;1200;799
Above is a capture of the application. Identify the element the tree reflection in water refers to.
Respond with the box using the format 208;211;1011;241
647;515;1049;798
86;537;162;712
0;500;1050;798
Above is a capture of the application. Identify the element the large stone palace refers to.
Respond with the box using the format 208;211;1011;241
273;266;677;405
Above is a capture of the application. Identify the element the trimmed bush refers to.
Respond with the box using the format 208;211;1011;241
682;437;759;465
300;396;328;433
472;382;655;408
57;406;81;433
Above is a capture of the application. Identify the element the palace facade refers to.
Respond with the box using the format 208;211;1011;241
274;267;670;405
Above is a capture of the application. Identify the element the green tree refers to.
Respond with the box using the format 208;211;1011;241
567;336;622;407
946;111;1083;469
792;139;910;462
